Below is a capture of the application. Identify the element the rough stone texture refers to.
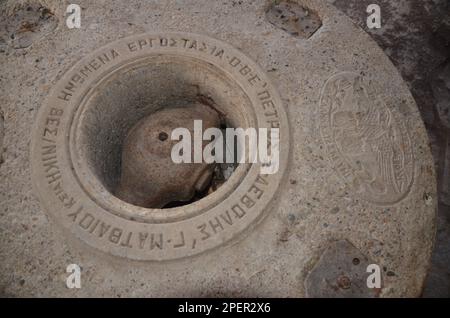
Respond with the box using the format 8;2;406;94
0;3;58;49
0;0;438;297
305;240;380;298
0;109;4;165
329;0;450;298
432;63;450;130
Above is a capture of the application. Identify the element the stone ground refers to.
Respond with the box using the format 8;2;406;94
330;0;450;297
0;0;448;297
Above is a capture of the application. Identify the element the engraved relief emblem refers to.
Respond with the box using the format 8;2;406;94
319;72;414;205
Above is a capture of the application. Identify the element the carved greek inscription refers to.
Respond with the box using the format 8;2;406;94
67;206;172;250
41;107;76;208
196;174;268;242
58;49;120;102
125;36;281;130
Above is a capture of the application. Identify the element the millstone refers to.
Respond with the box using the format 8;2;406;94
0;0;436;297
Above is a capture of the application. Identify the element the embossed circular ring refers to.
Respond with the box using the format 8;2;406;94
31;33;290;261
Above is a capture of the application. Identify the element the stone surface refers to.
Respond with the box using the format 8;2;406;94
266;1;322;39
432;63;450;130
30;31;290;261
329;0;450;298
0;0;437;297
0;3;58;49
305;240;379;298
0;109;3;165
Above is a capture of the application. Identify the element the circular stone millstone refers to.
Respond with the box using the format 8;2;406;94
2;0;436;297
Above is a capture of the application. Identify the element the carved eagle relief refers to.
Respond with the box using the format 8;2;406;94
319;72;414;204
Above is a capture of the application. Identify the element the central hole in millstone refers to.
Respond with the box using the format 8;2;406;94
114;103;239;209
77;56;253;212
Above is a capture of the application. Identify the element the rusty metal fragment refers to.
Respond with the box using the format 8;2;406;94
266;1;322;39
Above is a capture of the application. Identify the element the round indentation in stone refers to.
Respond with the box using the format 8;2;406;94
158;132;168;141
31;32;290;261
